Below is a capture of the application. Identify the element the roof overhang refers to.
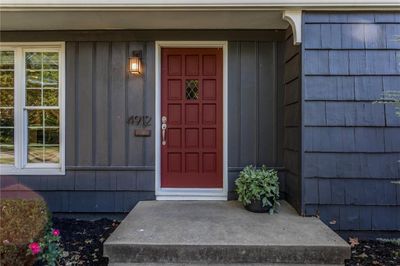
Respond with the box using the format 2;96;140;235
1;0;400;10
1;1;399;46
0;10;289;31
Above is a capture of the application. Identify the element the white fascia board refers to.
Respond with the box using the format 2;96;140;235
1;0;400;9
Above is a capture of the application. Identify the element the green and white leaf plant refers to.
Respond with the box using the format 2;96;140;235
235;165;280;214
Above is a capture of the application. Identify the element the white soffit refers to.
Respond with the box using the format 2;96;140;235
1;1;398;32
0;10;289;30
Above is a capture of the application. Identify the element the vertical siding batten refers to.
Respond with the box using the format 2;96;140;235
110;42;127;166
227;41;241;167
127;42;145;166
94;42;110;166
144;41;156;167
77;42;94;166
65;42;76;167
240;42;258;166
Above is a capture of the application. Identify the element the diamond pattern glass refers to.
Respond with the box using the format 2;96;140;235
185;79;199;100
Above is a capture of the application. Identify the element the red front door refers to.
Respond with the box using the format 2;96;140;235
161;48;223;188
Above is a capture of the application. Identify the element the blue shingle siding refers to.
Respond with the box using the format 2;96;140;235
302;12;400;232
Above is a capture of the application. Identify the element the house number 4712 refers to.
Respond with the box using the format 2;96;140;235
127;115;152;127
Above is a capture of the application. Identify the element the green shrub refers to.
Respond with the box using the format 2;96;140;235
0;198;49;266
235;165;280;213
377;238;400;246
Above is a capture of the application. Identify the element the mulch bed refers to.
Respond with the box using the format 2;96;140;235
346;239;400;266
52;218;399;265
53;218;120;266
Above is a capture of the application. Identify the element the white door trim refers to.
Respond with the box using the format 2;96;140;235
154;41;228;200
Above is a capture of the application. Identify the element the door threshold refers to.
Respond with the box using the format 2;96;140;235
156;195;227;201
156;188;227;201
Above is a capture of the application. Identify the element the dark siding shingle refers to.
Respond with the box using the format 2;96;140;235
303;11;400;232
339;206;360;230
305;76;355;101
354;77;383;101
321;24;342;49
304;50;329;75
304;178;319;204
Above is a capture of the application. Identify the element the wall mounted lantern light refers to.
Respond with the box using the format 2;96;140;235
129;51;142;75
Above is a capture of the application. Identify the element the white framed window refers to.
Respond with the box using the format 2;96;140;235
0;42;65;175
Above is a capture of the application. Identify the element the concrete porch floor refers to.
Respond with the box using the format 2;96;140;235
104;201;350;265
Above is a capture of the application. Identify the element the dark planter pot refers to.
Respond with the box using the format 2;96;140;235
244;199;273;213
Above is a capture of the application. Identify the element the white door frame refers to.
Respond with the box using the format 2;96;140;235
154;41;228;200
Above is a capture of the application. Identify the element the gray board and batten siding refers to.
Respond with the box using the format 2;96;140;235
302;12;400;233
0;30;290;213
283;27;302;214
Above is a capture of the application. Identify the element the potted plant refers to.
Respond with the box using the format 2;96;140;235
235;165;280;213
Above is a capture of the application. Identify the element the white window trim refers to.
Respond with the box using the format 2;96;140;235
0;42;65;175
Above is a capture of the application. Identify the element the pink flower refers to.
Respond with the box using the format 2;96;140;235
29;242;41;255
52;229;60;236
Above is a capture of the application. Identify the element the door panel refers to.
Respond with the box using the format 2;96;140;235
161;48;223;188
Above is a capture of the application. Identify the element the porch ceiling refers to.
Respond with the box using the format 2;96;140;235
2;1;399;32
0;10;289;31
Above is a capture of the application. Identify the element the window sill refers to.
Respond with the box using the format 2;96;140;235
0;166;65;175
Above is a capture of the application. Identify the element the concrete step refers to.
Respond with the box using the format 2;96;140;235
104;201;350;265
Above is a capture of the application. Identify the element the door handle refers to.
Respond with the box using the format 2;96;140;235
161;116;167;146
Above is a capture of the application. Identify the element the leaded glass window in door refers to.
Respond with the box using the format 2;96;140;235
185;79;199;100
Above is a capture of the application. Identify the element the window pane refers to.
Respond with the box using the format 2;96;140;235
0;71;14;88
0;128;14;145
44;110;59;127
0;109;14;127
43;52;58;70
44;146;59;163
28;146;43;163
28;128;44;145
26;70;42;88
28;110;43;127
43;71;58;88
0;51;14;70
0;146;14;164
26;89;42;106
26;52;42;70
43;89;58;106
0;89;14;107
45;128;59;145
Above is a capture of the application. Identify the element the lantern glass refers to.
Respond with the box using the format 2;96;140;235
129;56;141;74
